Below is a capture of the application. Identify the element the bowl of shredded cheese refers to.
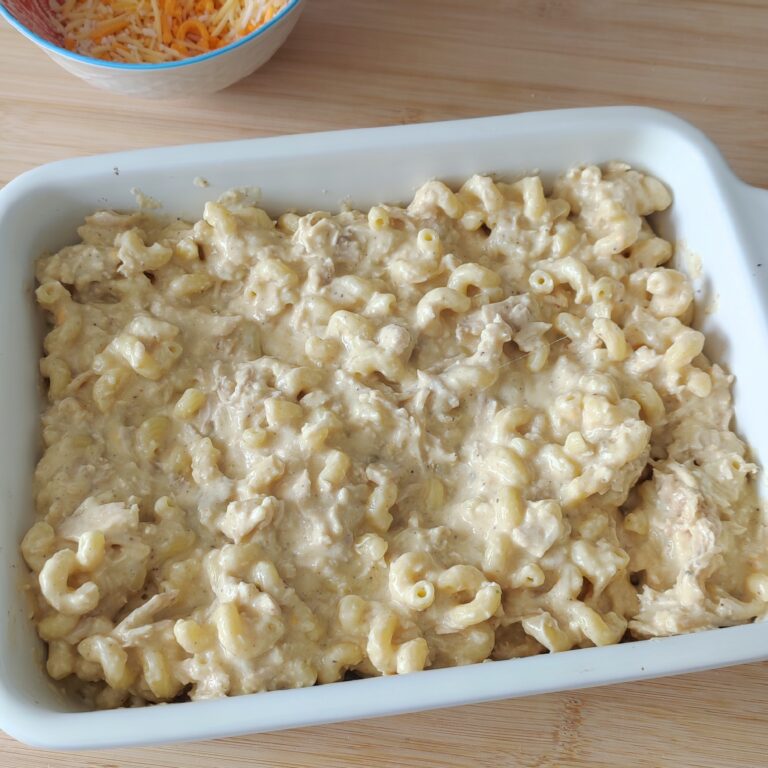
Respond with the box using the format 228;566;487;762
0;0;303;97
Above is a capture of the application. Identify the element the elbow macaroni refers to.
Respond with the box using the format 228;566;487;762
25;165;765;708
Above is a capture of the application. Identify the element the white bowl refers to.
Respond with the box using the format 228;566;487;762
0;0;303;98
0;108;767;749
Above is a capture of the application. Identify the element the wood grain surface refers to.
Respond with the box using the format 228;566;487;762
2;1;768;765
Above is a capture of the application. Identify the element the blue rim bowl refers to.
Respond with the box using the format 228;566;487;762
0;0;302;70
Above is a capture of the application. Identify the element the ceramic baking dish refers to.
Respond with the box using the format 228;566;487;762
0;107;766;750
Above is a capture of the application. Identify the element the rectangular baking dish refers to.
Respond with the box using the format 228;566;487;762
1;106;767;750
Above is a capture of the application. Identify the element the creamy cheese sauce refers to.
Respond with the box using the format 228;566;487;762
23;163;766;708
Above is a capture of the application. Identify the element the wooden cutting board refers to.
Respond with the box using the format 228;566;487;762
1;1;767;765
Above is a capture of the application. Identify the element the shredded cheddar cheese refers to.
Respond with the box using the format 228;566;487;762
51;0;288;63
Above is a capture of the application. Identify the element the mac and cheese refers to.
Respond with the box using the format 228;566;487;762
24;164;766;707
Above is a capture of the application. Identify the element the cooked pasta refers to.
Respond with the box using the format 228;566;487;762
24;163;766;709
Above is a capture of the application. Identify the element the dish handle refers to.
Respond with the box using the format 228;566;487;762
737;183;768;285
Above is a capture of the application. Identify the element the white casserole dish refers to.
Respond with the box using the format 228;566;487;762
0;106;767;750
